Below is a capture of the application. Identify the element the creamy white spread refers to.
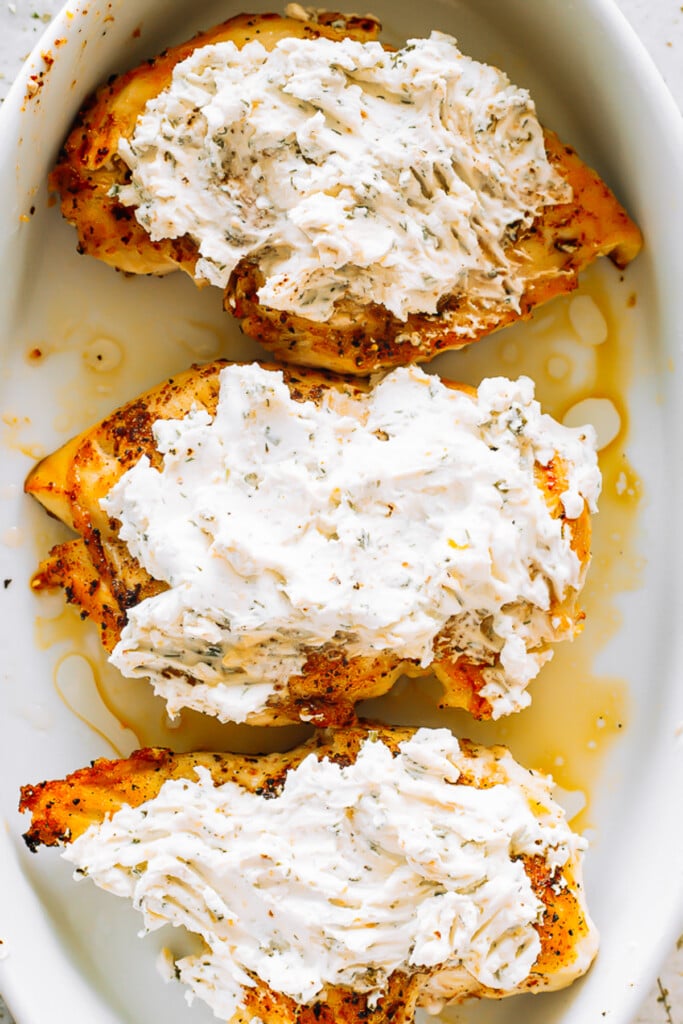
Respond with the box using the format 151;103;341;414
117;32;570;322
63;729;586;1017
101;364;600;723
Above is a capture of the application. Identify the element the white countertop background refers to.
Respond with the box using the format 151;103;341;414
0;1;680;1022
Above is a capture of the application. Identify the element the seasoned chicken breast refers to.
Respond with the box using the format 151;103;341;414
50;10;642;375
20;724;598;1022
26;359;596;727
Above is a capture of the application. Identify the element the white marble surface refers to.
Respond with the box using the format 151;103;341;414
0;1;680;1022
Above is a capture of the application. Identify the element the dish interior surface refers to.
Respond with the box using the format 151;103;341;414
0;1;682;1023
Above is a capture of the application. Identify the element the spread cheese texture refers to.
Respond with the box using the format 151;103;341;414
117;32;571;322
101;364;600;723
63;729;585;1017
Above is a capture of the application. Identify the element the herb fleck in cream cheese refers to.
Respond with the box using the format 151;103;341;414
101;364;600;723
118;32;570;321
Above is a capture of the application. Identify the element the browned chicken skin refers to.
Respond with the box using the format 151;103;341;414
26;359;592;727
19;724;598;1022
49;11;642;374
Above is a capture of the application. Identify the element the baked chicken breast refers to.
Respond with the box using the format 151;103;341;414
50;10;642;375
20;724;598;1022
26;359;597;727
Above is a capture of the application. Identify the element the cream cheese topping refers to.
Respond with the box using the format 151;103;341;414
101;364;600;723
63;729;586;1017
117;32;571;322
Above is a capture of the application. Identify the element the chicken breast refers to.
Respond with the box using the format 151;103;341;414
49;10;642;375
19;723;598;1022
26;359;596;727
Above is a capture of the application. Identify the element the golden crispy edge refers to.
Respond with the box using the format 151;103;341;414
18;725;595;1020
25;359;591;724
49;12;642;373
